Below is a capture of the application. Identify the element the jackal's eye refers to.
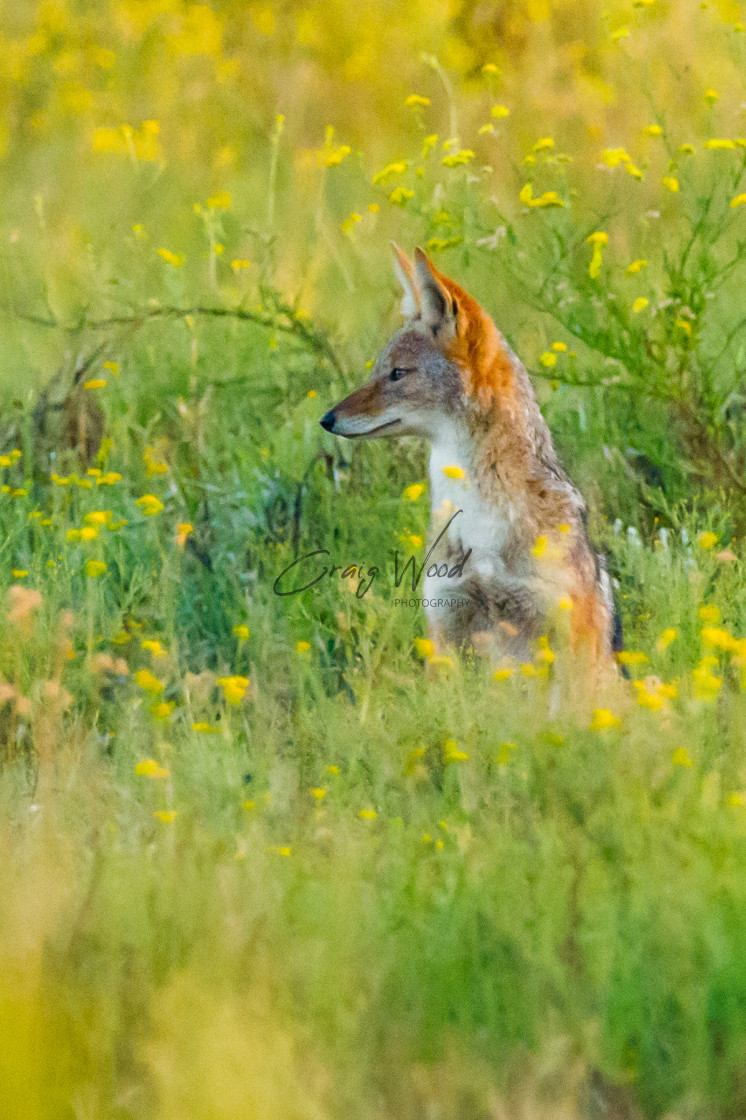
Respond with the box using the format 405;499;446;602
389;367;412;382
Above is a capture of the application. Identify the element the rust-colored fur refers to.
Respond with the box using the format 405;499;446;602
321;247;616;670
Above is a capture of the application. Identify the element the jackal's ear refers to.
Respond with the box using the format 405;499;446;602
413;247;457;339
391;243;420;318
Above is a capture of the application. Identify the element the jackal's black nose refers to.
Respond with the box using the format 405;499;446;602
319;410;336;432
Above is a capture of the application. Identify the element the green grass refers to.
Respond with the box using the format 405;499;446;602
1;314;746;1118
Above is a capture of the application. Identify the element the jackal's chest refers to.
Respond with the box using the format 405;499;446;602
425;440;544;655
427;441;515;583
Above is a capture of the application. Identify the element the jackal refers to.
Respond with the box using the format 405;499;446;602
321;247;618;668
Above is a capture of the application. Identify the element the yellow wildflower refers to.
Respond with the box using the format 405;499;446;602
358;808;377;820
704;139;736;150
491;104;510;118
84;378;106;390
136;494;164;516
389;186;414;205
540;351;557;368
403;483;425;501
206;191;231;209
643;124;663;136
84;560;107;578
325;144;352;168
310;787;326;801
135;758;170;779
632;297;649;314
636;687;665;711
152;702;174;719
443;739;468;763
704;89;719;103
520;184;565;208
154;810;178;823
698;531;718;550
442;465;465;480
497;741;517;764
296;640;311;654
590;708;621;731
143;445;169;477
157;248;184;266
520;662;546;678
671;747;692;767
175;522;193;546
84;511;112;526
698;604;721;624
404;94;430;107
692;665;722;699
627;259;648;274
415;637;435;660
587;231;608;279
701;627;735;650
656;627;678;652
617;650;648;666
341;212;363;234
233;624;250;640
372;160;408;185
135;759;159;777
134;668;164;694
552;341;567;352
494;667;514;681
217;675;250;704
601;147;631;168
662;176;679;192
730;193;746;208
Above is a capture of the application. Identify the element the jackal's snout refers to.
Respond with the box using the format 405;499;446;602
319;409;336;432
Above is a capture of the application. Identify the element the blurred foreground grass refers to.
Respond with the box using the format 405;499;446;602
2;1;746;1117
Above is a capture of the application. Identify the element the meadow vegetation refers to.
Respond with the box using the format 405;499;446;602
2;1;746;1116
